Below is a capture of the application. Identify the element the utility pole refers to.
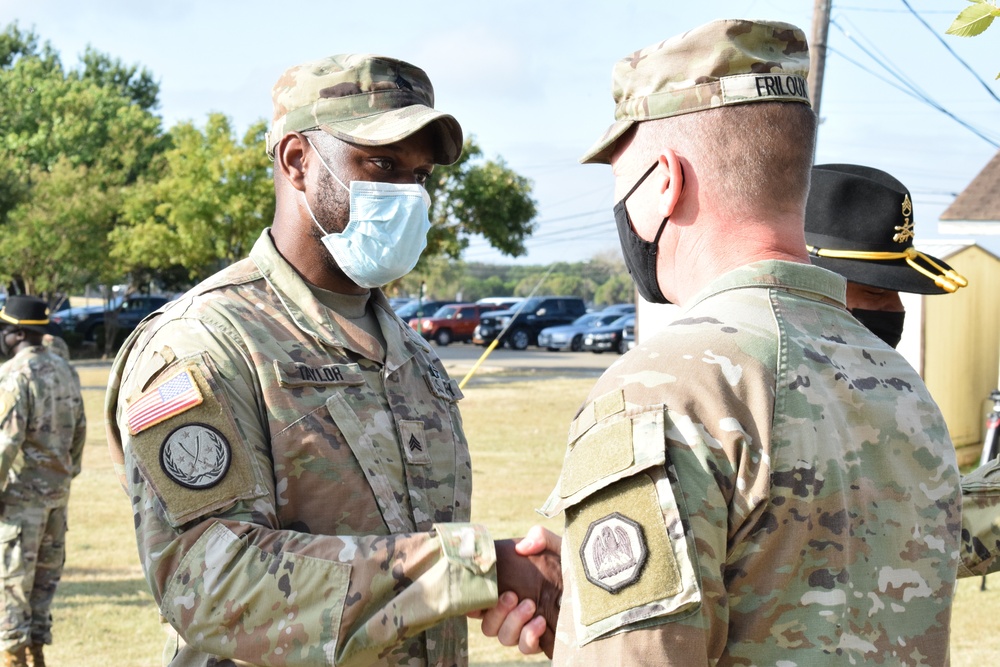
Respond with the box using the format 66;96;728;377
809;0;832;117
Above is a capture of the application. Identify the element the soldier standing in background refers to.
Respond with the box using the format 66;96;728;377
494;18;961;664
0;296;86;667
800;163;1000;584
105;53;560;666
804;162;968;347
41;329;70;363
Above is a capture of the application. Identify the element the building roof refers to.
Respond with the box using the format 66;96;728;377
916;240;976;259
939;149;1000;234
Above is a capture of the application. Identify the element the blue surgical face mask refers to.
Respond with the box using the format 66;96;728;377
302;137;432;288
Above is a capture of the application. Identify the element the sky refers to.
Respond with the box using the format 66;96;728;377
4;0;1000;266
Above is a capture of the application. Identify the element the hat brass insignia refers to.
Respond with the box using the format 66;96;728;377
893;194;914;243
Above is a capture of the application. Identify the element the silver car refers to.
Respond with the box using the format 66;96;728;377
538;312;624;352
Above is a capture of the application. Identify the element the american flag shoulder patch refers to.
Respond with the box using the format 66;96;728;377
126;368;204;435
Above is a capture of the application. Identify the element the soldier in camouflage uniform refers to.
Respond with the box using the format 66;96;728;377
0;296;87;667
802;163;1000;582
104;54;560;667
40;333;70;363
804;163;968;348
960;460;1000;577
494;19;961;664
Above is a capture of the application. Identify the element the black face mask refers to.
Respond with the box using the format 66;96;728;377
850;309;905;349
0;329;15;358
613;162;672;304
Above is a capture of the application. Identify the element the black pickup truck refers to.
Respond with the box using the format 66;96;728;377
472;296;587;350
51;294;170;342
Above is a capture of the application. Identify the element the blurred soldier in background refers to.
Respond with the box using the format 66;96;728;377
0;296;86;667
802;163;1000;583
804;162;968;347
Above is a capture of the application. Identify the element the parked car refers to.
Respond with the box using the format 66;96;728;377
622;320;636;352
410;303;500;346
393;299;457;323
537;311;624;352
472;296;587;350
388;297;415;310
476;296;524;311
581;314;636;354
50;294;170;342
598;303;636;316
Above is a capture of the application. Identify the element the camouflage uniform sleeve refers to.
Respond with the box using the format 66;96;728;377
70;367;87;477
116;316;497;666
0;367;28;488
959;459;1000;577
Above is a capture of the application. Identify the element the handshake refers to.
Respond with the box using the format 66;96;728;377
471;526;563;658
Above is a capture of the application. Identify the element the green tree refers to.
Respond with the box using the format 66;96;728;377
0;158;117;297
0;23;165;300
423;137;537;263
514;271;590;299
947;0;1000;77
594;273;636;305
112;114;275;281
75;46;159;111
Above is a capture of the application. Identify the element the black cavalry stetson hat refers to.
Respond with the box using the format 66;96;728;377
0;296;52;335
805;164;968;295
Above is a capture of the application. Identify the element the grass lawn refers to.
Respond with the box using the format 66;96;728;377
48;366;1000;666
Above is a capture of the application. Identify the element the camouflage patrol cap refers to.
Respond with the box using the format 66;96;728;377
267;54;463;165
581;19;811;164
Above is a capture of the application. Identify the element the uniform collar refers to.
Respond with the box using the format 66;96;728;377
684;259;848;311
250;229;431;367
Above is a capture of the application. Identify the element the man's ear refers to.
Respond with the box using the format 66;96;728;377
275;132;308;192
655;148;684;218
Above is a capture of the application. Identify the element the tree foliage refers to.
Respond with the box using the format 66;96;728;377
0;23;164;300
0;158;117;295
947;0;1000;77
423;138;537;263
112;114;275;283
0;22;545;320
396;254;634;307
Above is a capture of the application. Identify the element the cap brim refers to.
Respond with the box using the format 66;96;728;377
319;106;463;165
579;120;633;165
810;254;955;295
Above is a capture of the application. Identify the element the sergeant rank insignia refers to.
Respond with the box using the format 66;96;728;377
893;194;914;243
160;423;232;489
580;512;647;593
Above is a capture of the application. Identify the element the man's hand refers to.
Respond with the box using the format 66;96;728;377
477;526;563;657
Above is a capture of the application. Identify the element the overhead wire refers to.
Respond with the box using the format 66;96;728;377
829;17;1000;148
468;4;1000;264
834;6;959;13
899;0;1000;105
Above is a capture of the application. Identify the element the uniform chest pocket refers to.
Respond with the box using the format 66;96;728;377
540;408;702;647
270;361;400;535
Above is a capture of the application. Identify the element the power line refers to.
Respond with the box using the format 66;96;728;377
462;222;617;259
826;44;923;101
829;18;1000;147
528;208;606;228
461;207;610;258
899;0;1000;105
835;6;957;13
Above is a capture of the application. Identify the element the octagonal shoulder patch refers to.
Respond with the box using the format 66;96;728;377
580;512;647;593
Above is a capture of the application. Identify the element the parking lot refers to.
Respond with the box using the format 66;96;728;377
432;342;621;386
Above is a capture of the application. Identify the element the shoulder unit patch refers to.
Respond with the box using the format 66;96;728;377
580;512;648;593
159;423;231;489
